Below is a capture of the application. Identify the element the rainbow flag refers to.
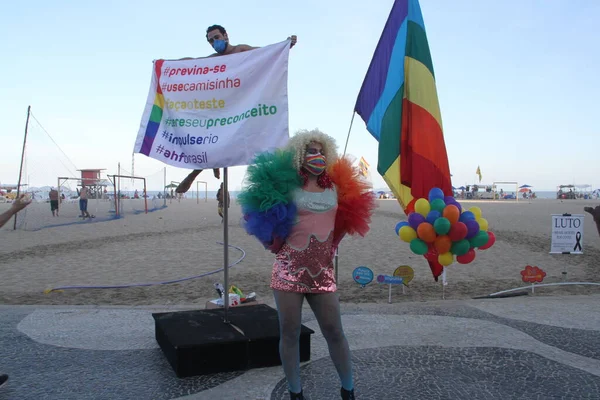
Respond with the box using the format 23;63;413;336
354;0;452;212
358;156;370;178
139;60;166;156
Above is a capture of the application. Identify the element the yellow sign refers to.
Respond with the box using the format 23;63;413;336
393;265;414;286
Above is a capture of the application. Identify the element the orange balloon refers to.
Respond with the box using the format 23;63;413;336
434;235;452;254
443;204;460;224
417;222;436;243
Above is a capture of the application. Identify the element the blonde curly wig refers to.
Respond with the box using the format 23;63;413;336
286;128;339;172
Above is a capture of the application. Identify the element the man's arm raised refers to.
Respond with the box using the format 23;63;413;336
176;168;221;194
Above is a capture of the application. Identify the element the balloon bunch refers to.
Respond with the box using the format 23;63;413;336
394;188;496;266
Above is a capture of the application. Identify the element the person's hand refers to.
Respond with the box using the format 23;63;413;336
11;194;32;212
288;35;297;48
584;206;600;221
213;168;221;179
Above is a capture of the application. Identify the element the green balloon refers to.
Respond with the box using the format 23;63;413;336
451;239;470;256
430;198;446;213
433;217;451;235
410;238;428;255
470;231;489;248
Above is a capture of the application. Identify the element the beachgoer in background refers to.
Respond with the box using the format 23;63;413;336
0;193;32;389
49;187;59;217
77;184;91;219
216;182;230;223
584;206;600;238
175;25;297;195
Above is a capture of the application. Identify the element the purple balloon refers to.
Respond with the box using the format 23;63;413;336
444;196;455;204
453;201;463;214
465;219;480;239
408;212;426;230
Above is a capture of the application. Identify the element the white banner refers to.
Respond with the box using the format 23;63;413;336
550;214;584;254
134;40;291;169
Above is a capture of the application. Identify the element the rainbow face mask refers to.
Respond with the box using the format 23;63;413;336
304;154;326;175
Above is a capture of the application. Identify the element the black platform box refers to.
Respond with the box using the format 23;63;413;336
153;304;315;377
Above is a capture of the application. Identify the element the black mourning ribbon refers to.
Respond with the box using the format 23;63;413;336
574;232;582;251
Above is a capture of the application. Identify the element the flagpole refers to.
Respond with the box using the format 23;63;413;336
337;111;357;284
13;105;31;230
342;112;356;156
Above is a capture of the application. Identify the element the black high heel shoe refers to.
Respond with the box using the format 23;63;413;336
341;387;355;400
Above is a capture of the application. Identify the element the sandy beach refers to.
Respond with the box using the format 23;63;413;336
1;197;599;306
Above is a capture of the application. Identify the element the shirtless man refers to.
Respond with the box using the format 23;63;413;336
175;24;297;194
49;187;59;217
78;184;91;219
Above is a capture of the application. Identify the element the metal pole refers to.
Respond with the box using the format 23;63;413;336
13;105;31;230
337;112;356;282
117;163;121;217
163;167;167;207
57;177;61;215
223;167;230;322
342;112;356;156
143;178;148;214
112;176;118;215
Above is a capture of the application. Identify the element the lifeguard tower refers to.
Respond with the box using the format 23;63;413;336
77;169;110;199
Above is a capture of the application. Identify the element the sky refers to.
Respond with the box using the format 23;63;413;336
1;0;599;192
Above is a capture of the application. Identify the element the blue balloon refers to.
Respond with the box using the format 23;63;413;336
459;211;476;222
426;210;441;225
428;187;445;202
395;221;409;235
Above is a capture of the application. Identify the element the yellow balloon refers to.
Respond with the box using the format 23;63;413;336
414;198;431;217
399;226;417;243
478;218;489;231
470;206;482;220
438;252;454;266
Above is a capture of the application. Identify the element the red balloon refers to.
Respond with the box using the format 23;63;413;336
457;249;476;264
448;222;468;242
479;231;496;250
405;198;417;214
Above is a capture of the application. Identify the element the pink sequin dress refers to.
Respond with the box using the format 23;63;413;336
271;187;338;293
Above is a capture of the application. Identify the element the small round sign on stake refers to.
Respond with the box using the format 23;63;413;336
352;266;374;288
393;265;415;286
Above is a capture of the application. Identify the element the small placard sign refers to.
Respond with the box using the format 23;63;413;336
550;214;584;254
393;265;414;286
521;265;546;283
352;266;374;287
377;275;404;285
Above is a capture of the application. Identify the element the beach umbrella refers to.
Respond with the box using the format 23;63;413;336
165;183;178;189
519;184;532;188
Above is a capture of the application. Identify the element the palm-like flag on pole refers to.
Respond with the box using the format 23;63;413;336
354;0;452;279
